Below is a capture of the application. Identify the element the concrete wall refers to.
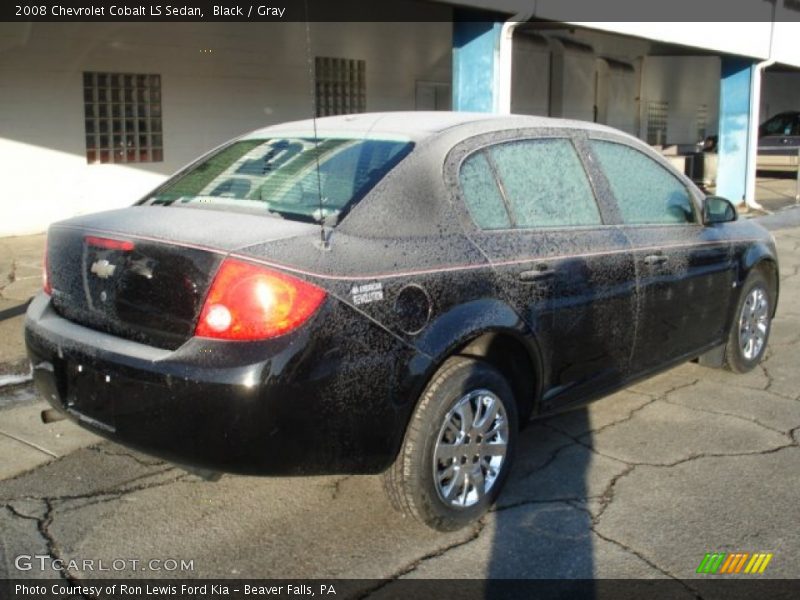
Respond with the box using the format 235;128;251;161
548;39;596;123
510;33;550;116
2;13;790;238
509;27;719;144
598;60;638;136
453;0;800;67
0;18;451;236
639;56;721;144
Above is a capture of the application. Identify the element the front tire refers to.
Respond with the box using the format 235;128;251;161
384;357;518;531
725;270;772;373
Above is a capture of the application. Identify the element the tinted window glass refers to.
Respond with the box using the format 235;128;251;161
459;152;511;230
591;140;696;225
142;137;413;224
488;139;601;229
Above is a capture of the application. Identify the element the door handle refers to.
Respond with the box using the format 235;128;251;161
643;253;668;266
518;265;554;282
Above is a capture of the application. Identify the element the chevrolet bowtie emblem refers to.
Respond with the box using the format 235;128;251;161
91;259;117;279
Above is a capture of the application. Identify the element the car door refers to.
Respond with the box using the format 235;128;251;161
587;138;737;374
452;132;637;411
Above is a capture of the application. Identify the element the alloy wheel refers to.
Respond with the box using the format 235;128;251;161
432;389;509;508
739;286;769;361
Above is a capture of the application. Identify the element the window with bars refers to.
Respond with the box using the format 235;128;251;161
83;72;163;164
646;100;669;145
314;57;366;117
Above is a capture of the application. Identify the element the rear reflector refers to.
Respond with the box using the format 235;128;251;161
85;236;135;251
43;237;52;295
195;259;326;341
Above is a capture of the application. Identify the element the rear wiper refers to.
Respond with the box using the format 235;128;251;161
321;212;339;228
148;197;176;206
265;207;287;220
316;213;340;250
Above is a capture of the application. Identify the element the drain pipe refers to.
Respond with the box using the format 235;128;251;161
743;57;775;210
497;9;535;114
743;20;776;210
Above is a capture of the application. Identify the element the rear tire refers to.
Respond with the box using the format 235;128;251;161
725;270;772;373
384;356;518;531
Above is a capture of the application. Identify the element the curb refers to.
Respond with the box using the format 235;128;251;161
0;298;31;321
0;359;32;388
0;371;32;389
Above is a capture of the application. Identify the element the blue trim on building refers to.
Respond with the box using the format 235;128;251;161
452;20;502;112
716;58;755;204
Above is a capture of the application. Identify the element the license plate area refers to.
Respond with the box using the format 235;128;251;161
64;361;116;432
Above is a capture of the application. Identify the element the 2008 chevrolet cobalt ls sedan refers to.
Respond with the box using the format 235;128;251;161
26;112;778;531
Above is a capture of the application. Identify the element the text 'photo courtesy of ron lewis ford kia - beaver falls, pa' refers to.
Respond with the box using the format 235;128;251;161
25;111;778;532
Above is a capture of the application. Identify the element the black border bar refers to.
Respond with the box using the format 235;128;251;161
4;0;800;22
4;579;800;600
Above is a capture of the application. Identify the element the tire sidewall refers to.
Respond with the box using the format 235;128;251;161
413;360;518;530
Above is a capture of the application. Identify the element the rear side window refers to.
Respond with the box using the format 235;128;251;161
459;152;512;230
591;140;696;225
142;137;413;224
488;139;601;229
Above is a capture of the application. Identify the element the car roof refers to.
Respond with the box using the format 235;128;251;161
242;111;622;143
763;111;800;120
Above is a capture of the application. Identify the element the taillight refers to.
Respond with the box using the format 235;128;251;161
195;258;326;341
43;237;52;295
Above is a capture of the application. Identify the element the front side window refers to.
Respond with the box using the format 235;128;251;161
590;140;696;225
141;137;412;224
760;113;798;137
488;138;602;229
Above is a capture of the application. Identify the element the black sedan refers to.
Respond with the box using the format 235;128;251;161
25;112;779;531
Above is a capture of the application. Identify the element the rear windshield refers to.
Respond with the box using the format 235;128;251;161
140;137;413;224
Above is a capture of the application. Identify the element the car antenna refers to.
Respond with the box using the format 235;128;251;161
303;0;331;250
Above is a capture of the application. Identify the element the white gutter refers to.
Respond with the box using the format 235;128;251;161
743;57;775;210
497;9;535;114
743;20;776;210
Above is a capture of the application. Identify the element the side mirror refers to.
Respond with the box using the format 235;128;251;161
703;196;737;225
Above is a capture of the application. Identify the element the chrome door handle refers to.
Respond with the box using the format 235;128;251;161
518;266;553;282
643;254;668;266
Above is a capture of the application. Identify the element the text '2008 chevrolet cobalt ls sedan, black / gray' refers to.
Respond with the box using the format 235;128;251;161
25;112;779;531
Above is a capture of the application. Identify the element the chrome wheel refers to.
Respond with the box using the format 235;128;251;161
433;389;509;509
739;286;769;361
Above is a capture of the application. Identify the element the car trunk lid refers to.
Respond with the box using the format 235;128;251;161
46;207;320;349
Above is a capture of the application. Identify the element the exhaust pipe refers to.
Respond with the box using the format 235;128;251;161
41;409;67;424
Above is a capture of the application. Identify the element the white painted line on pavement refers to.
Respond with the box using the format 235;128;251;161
0;429;58;458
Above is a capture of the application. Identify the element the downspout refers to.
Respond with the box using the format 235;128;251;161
497;9;535;114
743;19;776;210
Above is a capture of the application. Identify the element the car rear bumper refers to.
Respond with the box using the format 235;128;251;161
25;293;424;475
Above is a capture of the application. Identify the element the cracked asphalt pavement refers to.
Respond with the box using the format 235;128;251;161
2;227;800;591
